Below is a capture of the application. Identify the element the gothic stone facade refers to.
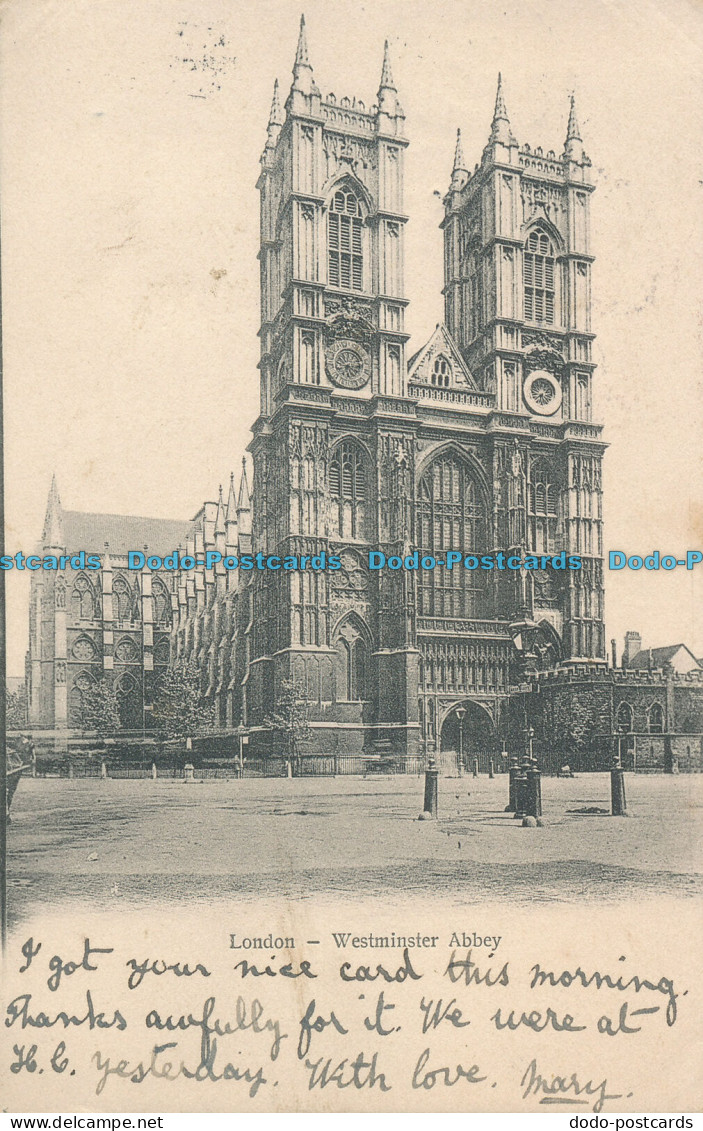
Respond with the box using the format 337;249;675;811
28;23;703;767
226;25;604;755
27;477;189;733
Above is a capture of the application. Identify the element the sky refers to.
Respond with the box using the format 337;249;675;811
1;0;702;675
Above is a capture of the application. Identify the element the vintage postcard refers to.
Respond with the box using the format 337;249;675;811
1;0;702;1115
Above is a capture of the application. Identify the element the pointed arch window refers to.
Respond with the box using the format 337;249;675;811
116;671;141;731
417;454;486;618
528;459;559;553
648;703;664;734
616;702;633;733
524;228;556;325
329;440;367;539
334;619;369;702
112;574;133;624
152;578;171;627
431;355;451;388
328;188;363;291
71;574;98;620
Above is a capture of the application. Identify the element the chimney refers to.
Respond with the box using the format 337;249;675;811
623;631;642;668
610;638;618;669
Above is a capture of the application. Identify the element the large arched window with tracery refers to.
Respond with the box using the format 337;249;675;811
116;671;141;730
328;187;363;291
329;440;367;539
334;618;369;702
524;228;556;325
152;578;171;627
528;458;559;553
112;574;133;624
417;454;486;618
71;574;98;620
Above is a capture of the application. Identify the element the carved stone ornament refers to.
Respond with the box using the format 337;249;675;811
523;369;563;416
325;338;371;389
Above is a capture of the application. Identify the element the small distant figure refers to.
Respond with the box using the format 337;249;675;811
558;764;575;778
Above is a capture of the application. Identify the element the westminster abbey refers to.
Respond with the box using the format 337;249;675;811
213;17;605;756
29;18;619;761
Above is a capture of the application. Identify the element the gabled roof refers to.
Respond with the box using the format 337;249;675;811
627;643;701;671
407;323;478;390
62;511;191;556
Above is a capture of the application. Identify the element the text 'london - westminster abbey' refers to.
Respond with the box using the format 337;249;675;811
30;17;622;761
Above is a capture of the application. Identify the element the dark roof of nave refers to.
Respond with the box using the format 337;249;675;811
62;511;191;556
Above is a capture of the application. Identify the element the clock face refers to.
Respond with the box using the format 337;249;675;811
326;338;370;389
523;368;562;416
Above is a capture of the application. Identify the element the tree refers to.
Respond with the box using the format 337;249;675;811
6;685;28;730
78;679;121;737
151;660;216;741
263;679;312;773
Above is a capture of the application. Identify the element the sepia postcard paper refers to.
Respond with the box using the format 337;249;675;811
1;0;702;1115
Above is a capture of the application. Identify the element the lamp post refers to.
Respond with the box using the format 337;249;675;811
456;706;466;777
423;718;438;818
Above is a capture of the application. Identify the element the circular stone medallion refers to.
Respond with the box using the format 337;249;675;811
523;369;562;416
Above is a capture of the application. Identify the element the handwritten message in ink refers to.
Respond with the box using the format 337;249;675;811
3;916;695;1113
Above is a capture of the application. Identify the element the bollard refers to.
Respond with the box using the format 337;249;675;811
68;762;74;780
526;763;542;818
488;758;494;779
506;756;519;812
184;762;195;783
152;763;157;780
472;757;479;778
101;761;108;780
513;757;530;819
423;757;439;818
611;760;627;816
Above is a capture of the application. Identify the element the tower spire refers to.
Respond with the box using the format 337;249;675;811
43;474;64;549
215;484;226;536
379;39;396;93
450;128;468;190
563;92;584;160
269;79;283;127
237;458;251;538
291;13;315;95
295;13;310;68
237;458;251;512
489;73;516;146
376;38;402;123
263;78;283;155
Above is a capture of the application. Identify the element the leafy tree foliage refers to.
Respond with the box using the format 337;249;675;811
263;679;312;771
151;660;216;740
78;678;121;736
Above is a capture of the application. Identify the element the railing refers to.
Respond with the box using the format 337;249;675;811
418;617;512;637
409;385;493;409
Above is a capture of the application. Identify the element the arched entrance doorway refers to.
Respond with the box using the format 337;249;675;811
440;701;495;773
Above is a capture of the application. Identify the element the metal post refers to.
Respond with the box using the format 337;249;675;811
513;756;529;819
472;756;479;777
423;754;438;818
526;762;542;818
488;758;494;779
611;745;627;816
506;755;519;812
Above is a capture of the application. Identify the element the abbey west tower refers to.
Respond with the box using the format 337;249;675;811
246;19;605;756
